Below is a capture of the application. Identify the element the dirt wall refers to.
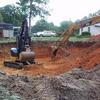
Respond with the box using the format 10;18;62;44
0;41;99;76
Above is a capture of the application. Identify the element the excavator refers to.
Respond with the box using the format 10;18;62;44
4;18;35;69
52;15;100;58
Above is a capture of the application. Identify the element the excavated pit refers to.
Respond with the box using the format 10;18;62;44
0;36;100;100
0;41;100;76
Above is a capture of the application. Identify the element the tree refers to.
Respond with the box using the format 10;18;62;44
82;16;88;20
96;10;100;15
88;10;100;18
32;19;75;35
0;5;24;26
32;19;56;33
59;21;73;32
16;0;50;35
0;13;3;22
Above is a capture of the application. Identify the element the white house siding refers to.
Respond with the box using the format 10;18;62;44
3;30;14;38
90;25;100;35
79;25;100;36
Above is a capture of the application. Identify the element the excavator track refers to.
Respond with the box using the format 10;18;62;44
4;61;24;69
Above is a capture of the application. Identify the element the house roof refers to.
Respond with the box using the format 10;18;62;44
0;23;13;30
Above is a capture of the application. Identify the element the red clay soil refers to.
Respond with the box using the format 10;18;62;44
89;34;100;41
0;41;100;77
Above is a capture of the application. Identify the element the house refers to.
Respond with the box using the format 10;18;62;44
79;23;100;36
0;23;14;38
13;26;20;36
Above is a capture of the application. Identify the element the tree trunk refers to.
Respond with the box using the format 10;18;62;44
29;0;32;36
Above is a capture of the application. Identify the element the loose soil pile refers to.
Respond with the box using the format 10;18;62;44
0;64;100;100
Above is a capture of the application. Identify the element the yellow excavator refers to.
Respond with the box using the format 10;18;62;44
52;15;100;58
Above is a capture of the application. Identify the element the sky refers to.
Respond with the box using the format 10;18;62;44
0;0;100;26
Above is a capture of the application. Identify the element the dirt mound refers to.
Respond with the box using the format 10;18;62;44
0;65;100;100
74;42;100;69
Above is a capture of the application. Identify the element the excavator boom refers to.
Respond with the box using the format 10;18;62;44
52;16;100;58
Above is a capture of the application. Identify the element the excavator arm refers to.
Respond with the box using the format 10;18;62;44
52;16;100;58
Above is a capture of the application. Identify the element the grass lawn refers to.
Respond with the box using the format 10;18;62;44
31;36;89;42
0;38;16;44
0;36;90;44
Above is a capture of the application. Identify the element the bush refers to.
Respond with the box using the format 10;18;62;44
76;31;91;38
81;31;91;36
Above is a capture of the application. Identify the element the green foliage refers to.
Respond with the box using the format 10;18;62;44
59;21;73;32
16;0;49;35
31;19;74;36
81;31;91;36
16;0;50;17
0;5;24;26
32;19;57;33
76;31;91;38
0;13;3;22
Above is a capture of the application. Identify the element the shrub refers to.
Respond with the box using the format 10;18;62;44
81;31;91;36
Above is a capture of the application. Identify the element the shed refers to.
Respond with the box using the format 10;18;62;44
0;23;14;38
